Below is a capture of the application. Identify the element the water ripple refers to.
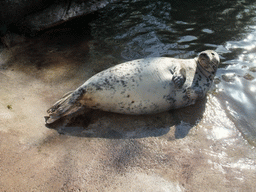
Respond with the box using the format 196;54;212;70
89;0;256;145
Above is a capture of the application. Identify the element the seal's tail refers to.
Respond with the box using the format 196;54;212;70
45;90;82;124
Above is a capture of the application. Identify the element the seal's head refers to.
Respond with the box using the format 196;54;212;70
197;50;220;75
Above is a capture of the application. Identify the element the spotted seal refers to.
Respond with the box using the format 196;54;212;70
45;50;220;124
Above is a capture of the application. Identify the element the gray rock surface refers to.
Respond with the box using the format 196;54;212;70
13;0;119;35
0;0;119;36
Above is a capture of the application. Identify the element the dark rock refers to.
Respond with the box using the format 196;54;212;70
0;0;120;46
0;0;50;35
249;67;256;72
0;32;27;48
243;73;255;81
222;73;236;83
16;0;120;35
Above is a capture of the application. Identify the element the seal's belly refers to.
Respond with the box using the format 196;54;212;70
80;57;195;114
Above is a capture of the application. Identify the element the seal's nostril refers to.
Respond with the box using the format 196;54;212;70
200;53;207;57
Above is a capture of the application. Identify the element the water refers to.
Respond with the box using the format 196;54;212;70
89;0;256;145
1;0;256;191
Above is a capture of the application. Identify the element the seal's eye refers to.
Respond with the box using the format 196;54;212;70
211;53;215;56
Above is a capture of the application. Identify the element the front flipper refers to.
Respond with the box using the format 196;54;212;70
186;87;204;100
172;68;186;88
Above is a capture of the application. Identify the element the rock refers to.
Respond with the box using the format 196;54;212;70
221;73;236;83
16;0;120;35
0;32;27;48
243;73;255;81
213;77;221;84
249;66;256;72
0;0;49;35
0;0;120;37
0;0;120;46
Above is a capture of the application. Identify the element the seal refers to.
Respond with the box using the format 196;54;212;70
45;50;220;124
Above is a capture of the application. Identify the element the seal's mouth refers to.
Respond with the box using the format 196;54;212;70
199;53;210;64
198;52;216;74
199;53;210;66
197;50;220;75
199;53;209;59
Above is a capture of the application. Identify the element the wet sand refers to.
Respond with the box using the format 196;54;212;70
0;33;256;191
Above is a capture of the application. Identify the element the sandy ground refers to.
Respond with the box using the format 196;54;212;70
0;34;256;191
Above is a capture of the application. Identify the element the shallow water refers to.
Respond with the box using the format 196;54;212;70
1;0;256;191
89;0;256;145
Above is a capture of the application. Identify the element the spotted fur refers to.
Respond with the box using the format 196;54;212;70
45;50;220;124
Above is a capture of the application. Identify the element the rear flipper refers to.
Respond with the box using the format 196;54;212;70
45;90;83;124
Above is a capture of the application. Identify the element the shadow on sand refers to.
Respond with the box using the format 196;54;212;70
46;97;207;139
